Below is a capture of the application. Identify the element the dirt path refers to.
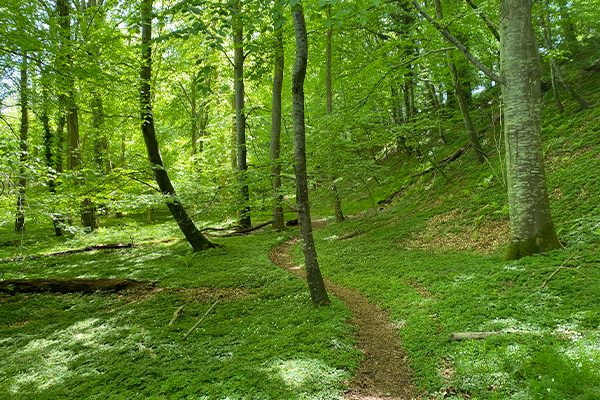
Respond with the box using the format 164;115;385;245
269;237;415;400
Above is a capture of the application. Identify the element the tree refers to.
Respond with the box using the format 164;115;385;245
500;0;561;258
291;0;330;306
414;0;560;258
56;0;81;171
325;4;345;222
140;0;213;252
432;0;485;163
15;53;28;231
270;0;285;231
232;0;251;230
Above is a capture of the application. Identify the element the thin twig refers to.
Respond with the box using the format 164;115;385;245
168;304;186;326
182;300;219;340
541;251;578;288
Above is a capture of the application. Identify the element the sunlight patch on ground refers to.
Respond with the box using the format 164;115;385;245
481;318;544;334
267;358;348;398
8;317;138;394
562;335;600;368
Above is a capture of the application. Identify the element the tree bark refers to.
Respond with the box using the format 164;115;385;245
190;73;198;155
232;0;251;229
500;0;560;259
292;1;330;306
433;0;485;163
15;53;28;232
38;61;56;192
325;6;344;223
270;1;285;231
56;0;81;171
140;0;213;252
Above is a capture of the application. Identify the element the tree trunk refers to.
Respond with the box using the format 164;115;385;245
56;0;81;171
80;198;98;230
540;1;589;111
92;91;110;171
325;6;344;223
190;73;198;155
433;0;485;163
15;53;28;232
391;85;411;153
39;61;56;192
270;2;285;231
233;0;251;229
500;0;561;259
291;1;330;306
140;0;213;252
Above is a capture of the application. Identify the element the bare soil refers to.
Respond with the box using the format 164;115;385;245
269;237;415;400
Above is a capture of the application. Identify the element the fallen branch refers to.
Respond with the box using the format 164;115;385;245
411;143;469;179
168;304;186;326
541;252;578;288
182;300;219;340
450;328;522;341
204;221;274;237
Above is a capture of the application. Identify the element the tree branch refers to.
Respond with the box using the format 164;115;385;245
411;0;503;84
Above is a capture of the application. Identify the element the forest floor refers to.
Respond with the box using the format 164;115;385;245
269;235;414;400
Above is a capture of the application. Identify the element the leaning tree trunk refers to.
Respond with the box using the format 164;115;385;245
140;0;213;252
270;1;285;231
15;53;28;232
232;0;251;229
433;0;485;163
292;1;330;306
500;0;561;259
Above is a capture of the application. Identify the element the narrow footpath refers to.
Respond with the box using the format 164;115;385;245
269;237;415;400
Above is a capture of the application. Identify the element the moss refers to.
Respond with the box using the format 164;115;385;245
505;225;562;260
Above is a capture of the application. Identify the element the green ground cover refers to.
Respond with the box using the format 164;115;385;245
0;227;360;399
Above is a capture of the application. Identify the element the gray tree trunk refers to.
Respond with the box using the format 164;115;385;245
292;2;330;306
325;6;344;223
500;0;560;259
140;0;213;252
15;53;28;232
270;1;285;231
232;0;251;229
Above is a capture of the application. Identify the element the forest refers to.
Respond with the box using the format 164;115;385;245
1;0;599;398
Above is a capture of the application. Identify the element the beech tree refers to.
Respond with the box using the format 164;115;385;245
140;0;213;252
291;0;330;306
15;54;28;232
232;0;252;230
270;0;285;231
500;0;561;258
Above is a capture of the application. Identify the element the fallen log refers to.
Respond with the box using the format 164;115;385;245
0;278;155;294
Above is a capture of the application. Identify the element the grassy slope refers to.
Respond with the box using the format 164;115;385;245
307;68;600;399
0;227;360;399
